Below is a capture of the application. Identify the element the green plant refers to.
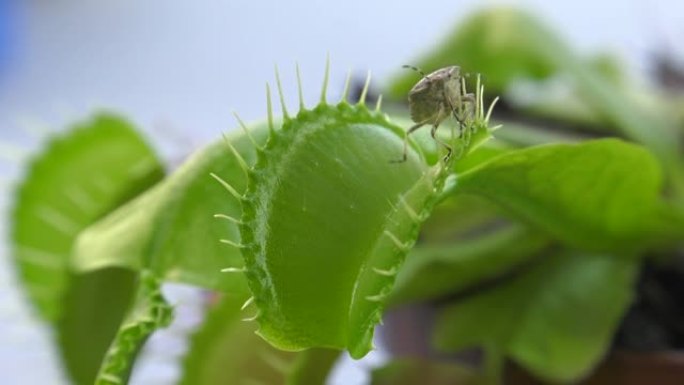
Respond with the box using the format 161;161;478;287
7;6;684;385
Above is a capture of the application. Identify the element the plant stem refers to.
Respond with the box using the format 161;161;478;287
483;344;504;385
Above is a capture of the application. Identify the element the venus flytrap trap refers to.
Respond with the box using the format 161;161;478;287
210;62;499;358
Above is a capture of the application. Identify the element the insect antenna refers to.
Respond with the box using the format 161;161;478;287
402;64;427;79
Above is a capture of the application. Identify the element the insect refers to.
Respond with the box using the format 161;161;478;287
393;65;475;163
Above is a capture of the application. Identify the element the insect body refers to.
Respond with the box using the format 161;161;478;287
394;65;475;163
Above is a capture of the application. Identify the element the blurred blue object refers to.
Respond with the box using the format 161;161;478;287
0;0;17;78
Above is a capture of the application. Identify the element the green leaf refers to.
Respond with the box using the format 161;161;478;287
181;289;339;385
11;113;164;321
390;223;550;305
434;252;639;382
415;193;507;244
453;142;512;174
72;123;270;294
449;139;663;252
95;272;173;385
179;293;300;385
370;359;481;385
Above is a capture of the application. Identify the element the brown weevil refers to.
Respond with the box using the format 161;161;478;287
392;65;475;163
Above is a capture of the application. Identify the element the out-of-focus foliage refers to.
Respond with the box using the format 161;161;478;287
389;8;569;96
12;114;163;321
72;123;272;294
179;293;299;385
434;252;638;382
371;359;482;385
10;114;164;385
452;139;664;252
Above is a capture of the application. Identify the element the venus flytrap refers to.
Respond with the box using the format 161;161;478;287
9;51;671;385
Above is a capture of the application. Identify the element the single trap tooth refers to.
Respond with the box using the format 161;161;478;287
266;83;275;135
233;112;264;152
358;70;372;105
274;65;290;121
296;63;305;110
372;267;397;277
320;54;331;104
213;213;243;225
241;296;255;310
383;230;409;252
219;239;245;249
222;133;250;174
341;69;353;103
210;172;245;202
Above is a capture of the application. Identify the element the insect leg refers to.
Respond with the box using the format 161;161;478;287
430;122;452;162
452;113;467;138
452;93;476;137
462;93;476;111
444;92;465;139
390;122;425;163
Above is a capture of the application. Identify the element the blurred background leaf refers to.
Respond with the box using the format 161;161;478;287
10;114;164;384
434;251;639;382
